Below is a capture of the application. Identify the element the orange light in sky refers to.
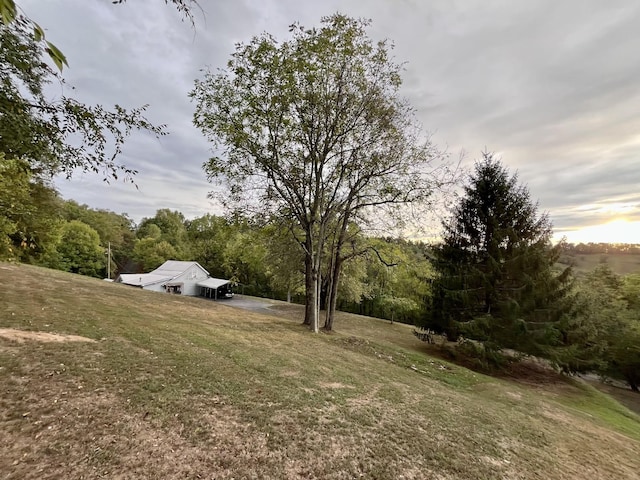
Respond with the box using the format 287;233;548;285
558;219;640;244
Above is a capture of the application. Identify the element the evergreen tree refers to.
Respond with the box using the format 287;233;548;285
426;153;572;356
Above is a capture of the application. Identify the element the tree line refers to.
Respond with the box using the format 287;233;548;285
561;243;640;255
0;192;433;326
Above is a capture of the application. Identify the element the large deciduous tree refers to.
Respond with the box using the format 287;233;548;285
132;209;190;271
426;153;573;357
132;238;178;272
186;214;232;278
191;14;444;332
137;209;191;259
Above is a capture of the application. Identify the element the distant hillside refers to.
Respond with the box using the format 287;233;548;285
1;263;639;479
557;243;640;275
558;252;640;275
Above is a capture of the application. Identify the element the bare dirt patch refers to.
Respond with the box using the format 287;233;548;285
505;391;523;401
421;342;572;387
495;355;571;386
0;328;96;344
588;381;640;416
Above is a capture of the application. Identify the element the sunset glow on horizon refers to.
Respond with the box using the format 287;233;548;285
556;219;640;245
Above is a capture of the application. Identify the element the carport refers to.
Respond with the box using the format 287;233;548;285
197;278;233;300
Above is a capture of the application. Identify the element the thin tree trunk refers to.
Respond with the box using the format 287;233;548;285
324;255;343;331
321;244;334;312
323;270;334;330
311;257;320;333
304;252;320;332
320;274;329;311
303;236;313;326
310;219;329;333
323;202;354;331
305;228;323;333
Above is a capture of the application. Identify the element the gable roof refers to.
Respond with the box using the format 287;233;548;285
151;261;210;278
116;261;209;287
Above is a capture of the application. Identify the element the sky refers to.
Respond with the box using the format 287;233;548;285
22;0;640;243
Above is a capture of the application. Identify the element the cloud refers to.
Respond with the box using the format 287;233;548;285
20;0;640;242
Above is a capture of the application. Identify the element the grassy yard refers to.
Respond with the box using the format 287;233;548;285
1;263;639;479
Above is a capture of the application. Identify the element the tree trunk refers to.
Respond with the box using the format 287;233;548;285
323;271;334;330
323;205;353;331
324;255;343;331
320;274;330;311
304;253;320;332
304;230;322;333
311;259;320;333
303;237;313;326
322;246;335;330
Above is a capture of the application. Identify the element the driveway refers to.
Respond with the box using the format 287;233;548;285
221;294;281;317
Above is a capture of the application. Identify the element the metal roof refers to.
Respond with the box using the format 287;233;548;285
118;273;172;287
117;261;227;290
197;278;231;289
150;261;210;277
117;261;210;287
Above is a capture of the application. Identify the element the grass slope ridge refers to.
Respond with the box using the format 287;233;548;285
1;263;639;479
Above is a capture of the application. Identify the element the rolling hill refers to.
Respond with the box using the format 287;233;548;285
1;263;639;479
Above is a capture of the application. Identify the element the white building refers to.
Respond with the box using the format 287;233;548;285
115;260;232;298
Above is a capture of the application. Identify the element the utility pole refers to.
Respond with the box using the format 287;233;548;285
107;242;111;280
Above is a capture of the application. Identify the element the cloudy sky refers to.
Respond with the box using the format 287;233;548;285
23;0;640;243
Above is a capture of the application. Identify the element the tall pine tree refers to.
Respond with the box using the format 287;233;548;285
426;153;572;356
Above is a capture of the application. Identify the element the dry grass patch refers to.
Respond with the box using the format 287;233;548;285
0;328;96;344
1;263;639;479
